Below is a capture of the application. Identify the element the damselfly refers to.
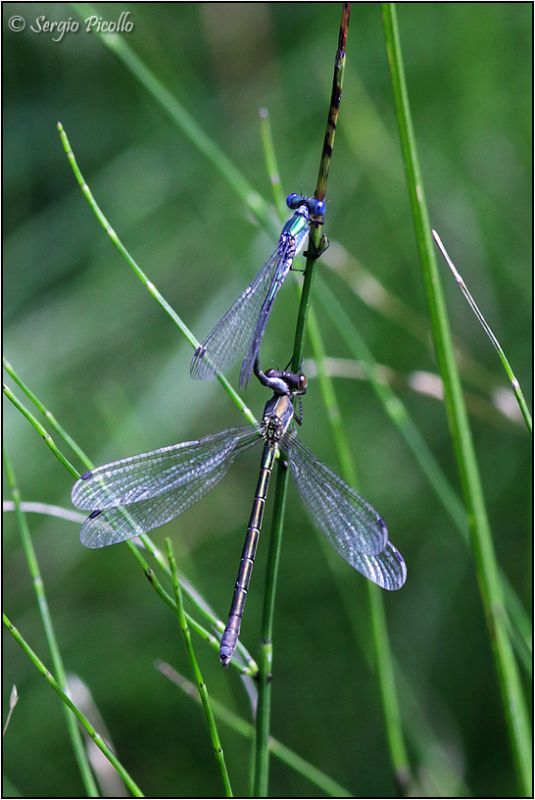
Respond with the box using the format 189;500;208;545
72;369;406;665
190;193;325;388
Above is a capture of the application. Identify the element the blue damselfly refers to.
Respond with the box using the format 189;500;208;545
72;369;406;665
190;194;325;388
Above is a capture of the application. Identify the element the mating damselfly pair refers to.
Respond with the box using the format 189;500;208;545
72;194;406;666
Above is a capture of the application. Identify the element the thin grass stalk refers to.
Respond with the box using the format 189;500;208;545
3;446;99;797
2;500;86;523
259;108;287;217
72;3;270;221
3;357;90;465
156;662;352;798
253;462;289;797
382;4;531;793
57;123;256;429
2;377;257;676
315;277;532;669
432;230;532;434
306;305;411;793
165;539;233;797
3;383;78;479
3;612;144;798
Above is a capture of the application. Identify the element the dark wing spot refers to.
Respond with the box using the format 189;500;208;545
80;470;93;480
88;509;102;519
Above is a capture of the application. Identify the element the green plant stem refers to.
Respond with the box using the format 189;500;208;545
3;612;144;798
259;108;287;217
253;461;289;797
166;539;233;797
382;4;531;793
3;357;90;465
157;662;352;797
3;447;99;797
2;375;257;676
253;7;355;796
2;383;78;479
56;122;256;429
432;230;532;434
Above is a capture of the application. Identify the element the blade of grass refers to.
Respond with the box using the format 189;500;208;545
382;4;532;793
56;123;256;429
3;357;91;464
258;108;287;217
3;445;99;796
3;612;144;798
432;230;532;433
166;539;233;797
2;501;86;523
252;459;289;796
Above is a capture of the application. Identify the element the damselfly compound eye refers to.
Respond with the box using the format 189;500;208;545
298;374;308;392
310;198;325;217
286;192;304;210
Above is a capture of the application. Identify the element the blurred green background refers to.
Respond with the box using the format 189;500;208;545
3;3;531;797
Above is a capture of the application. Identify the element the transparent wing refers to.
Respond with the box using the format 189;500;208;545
239;223;310;387
72;426;261;548
284;432;406;590
283;431;389;558
345;542;407;591
190;238;290;383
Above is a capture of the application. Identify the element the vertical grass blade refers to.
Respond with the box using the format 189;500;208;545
166;539;233;797
3;446;99;796
381;4;532;792
258;108;287;218
253;462;289;797
432;230;532;433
